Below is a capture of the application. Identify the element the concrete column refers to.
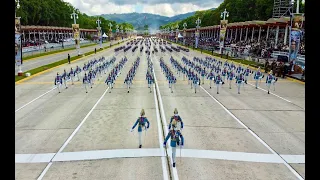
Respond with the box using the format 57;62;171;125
226;29;229;39
240;28;242;41
258;26;261;42
266;26;269;41
275;25;279;48
230;29;233;40
43;30;46;40
38;31;41;41
284;25;288;45
245;27;248;41
54;31;56;40
235;28;238;41
251;27;254;41
28;31;30;41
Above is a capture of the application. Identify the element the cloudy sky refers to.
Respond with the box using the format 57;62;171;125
64;0;223;17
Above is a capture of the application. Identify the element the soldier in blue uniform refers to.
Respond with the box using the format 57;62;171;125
163;123;184;168
75;65;82;81
131;109;150;148
193;74;200;93
215;73;223;94
227;69;236;89
235;72;245;94
235;65;243;76
61;69;69;89
54;73;63;93
201;67;206;85
253;67;264;89
124;74;131;93
207;70;215;89
69;67;75;85
146;71;154;93
243;66;251;84
265;70;278;94
221;67;228;83
168;108;184;131
83;73;90;93
105;75;113;92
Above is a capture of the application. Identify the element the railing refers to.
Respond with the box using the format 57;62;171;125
22;40;94;58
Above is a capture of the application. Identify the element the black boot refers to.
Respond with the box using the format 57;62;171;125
268;91;270;94
139;145;142;148
210;87;211;89
217;92;219;94
173;163;176;167
128;91;129;93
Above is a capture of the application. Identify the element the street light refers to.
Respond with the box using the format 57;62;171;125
16;0;23;76
96;17;102;49
195;17;201;48
71;10;81;55
219;9;229;55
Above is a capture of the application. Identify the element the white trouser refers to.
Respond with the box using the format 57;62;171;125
202;76;204;84
84;83;88;92
237;83;241;93
71;76;74;85
266;83;271;91
108;82;112;91
64;79;68;88
216;83;220;93
194;83;197;92
56;82;61;92
244;75;249;81
255;79;259;88
210;80;212;87
138;131;142;145
77;73;80;81
127;83;130;91
172;146;177;163
229;79;232;88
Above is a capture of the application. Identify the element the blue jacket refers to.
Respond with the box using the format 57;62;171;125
164;130;184;147
132;117;150;132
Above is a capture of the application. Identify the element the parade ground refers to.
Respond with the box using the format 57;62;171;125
15;39;305;180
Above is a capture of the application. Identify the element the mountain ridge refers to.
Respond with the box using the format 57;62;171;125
98;8;216;31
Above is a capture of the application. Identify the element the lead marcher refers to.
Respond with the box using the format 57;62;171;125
265;70;278;94
54;73;63;93
163;123;184;168
130;109;150;148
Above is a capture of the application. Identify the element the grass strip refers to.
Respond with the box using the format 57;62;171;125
23;41;110;61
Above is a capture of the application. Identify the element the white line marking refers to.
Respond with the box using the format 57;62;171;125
15;87;57;112
199;86;304;180
153;83;169;180
36;162;52;180
53;148;162;162
15;153;55;163
16;149;305;164
153;61;180;180
247;83;292;103
281;155;305;164
36;87;109;180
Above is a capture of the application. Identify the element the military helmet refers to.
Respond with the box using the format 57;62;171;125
140;109;145;116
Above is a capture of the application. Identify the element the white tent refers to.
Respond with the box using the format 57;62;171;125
178;33;183;38
102;33;108;38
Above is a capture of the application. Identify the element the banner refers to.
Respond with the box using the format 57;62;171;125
15;34;22;66
72;24;80;47
219;20;228;48
289;14;304;62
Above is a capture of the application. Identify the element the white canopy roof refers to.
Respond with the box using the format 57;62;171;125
102;33;108;37
178;33;183;38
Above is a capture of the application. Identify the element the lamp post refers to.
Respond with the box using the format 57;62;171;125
116;25;119;41
71;10;81;55
120;26;123;41
195;17;201;48
219;8;229;55
96;17;102;49
183;22;187;45
15;0;23;76
108;22;112;45
175;25;179;43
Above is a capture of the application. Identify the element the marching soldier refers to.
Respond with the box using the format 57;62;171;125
68;67;75;85
75;65;82;81
54;73;63;93
61;69;69;89
266;70;278;94
227;69;236;89
83;73;90;93
207;70;215;89
163;123;184;168
131;109;150;148
215;73;223;94
253;67;264;89
243;66;251;84
168;108;184;131
235;72;245;94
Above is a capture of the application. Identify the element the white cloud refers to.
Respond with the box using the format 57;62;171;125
142;3;213;17
63;0;220;16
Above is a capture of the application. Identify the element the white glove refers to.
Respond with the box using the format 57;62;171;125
130;129;133;132
180;144;184;148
